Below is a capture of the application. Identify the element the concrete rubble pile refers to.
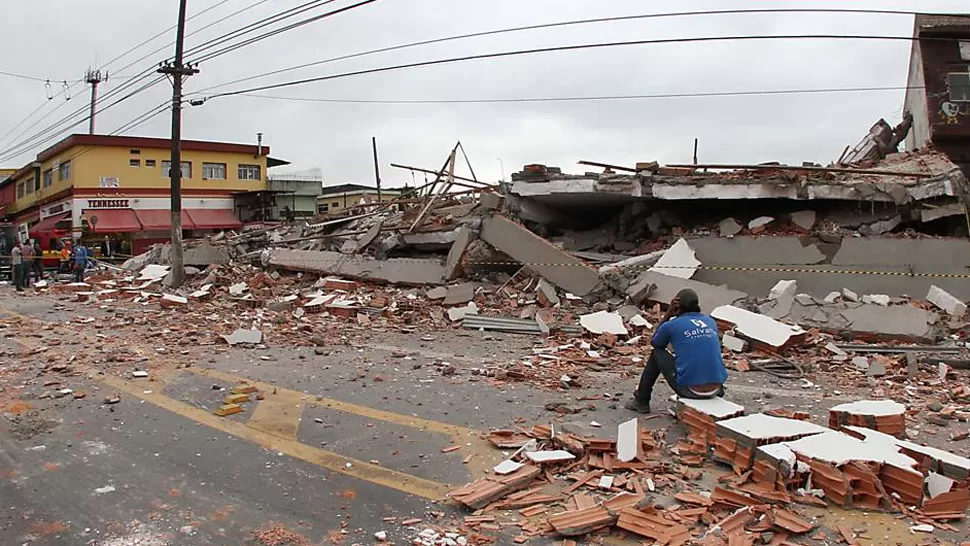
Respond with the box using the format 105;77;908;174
447;393;970;544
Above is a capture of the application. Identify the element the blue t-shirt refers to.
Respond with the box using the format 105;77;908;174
651;312;728;387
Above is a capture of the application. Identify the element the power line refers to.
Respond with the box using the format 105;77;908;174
0;0;364;162
0;70;60;83
205;33;957;101
192;7;925;95
188;0;381;64
236;84;929;105
0;0;271;156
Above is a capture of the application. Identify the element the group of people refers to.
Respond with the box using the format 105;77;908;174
10;238;93;291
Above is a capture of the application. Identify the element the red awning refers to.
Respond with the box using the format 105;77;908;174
134;209;196;231
85;209;142;233
29;212;71;236
185;209;243;230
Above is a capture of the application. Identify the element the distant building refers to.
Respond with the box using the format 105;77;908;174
0;134;288;254
235;173;323;222
904;14;970;175
316;183;406;216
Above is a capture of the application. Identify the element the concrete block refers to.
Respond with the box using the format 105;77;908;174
927;285;967;316
768;280;797;300
478;192;503;211
790;210;817;231
481;215;600;296
711;305;806;349
426;286;447;300
443;282;477;305
718;217;742;237
842;288;859;302
444;227;473;281
627;271;748;312
268;249;445;286
448;302;479;322
536;278;560;307
861;294;891;306
722;333;746;352
648;238;700;279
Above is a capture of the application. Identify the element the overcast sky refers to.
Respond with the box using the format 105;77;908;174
1;0;967;186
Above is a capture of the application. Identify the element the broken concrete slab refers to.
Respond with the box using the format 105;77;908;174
711;305;807;349
790;210;817;231
355;219;383;251
579;311;628;336
138;264;170;282
220;328;263;346
443;282;477;305
722;333;746;352
426;286;447;300
648;238;700;279
444;226;473;281
268;249;446;285
536;278;560;307
784;301;938;341
842;288;859;302
184;241;232;266
718;217;743;237
761;279;797;319
399;229;459;250
927;285;967;316
627;271;748;312
481;215;600;296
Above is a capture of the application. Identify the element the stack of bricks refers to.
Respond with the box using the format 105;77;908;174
829;400;906;438
673;396;745;456
712;414;828;474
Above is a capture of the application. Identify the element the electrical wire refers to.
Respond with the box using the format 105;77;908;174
192;7;924;94
188;0;381;64
205;33;958;100
0;0;272;155
0;70;60;83
235;84;927;104
0;0;366;162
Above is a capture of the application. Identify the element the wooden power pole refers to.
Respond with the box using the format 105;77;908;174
372;136;382;203
158;0;199;288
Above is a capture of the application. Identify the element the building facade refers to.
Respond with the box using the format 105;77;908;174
904;14;970;176
236;175;322;222
0;134;286;254
316;183;405;217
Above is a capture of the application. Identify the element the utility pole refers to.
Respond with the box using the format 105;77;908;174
85;68;107;134
371;136;382;203
158;0;199;288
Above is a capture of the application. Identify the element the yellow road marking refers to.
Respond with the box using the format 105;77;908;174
98;374;451;500
188;367;501;478
247;388;305;440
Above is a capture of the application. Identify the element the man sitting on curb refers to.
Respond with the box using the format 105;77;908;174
625;288;727;413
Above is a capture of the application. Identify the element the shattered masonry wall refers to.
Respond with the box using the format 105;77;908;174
687;236;970;300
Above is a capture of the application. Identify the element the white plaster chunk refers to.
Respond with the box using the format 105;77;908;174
711;305;805;348
447;302;479;322
138;264;170;282
757;442;797;467
783;430;919;470
846;425;970;474
823;291;841;303
616;418;640;463
830;400;906;417
861;294;891;306
926;472;955;499
598;475;614;490
628;314;652;329
927;285;967;316
525;450;576;463
579;310;628;335
718;413;827;441
747;216;775;230
492;459;524;475
842;288;859;302
648;238;700;279
674;395;745;419
768;280;797;300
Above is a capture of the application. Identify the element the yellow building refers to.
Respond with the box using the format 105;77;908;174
316;183;405;216
0;134;287;254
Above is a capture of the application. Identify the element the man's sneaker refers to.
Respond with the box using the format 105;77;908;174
624;398;651;413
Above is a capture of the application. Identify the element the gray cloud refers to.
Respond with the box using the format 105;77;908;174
1;0;966;187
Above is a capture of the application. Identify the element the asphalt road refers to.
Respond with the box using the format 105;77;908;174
1;289;964;546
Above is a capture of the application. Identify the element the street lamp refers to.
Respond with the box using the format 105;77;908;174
497;158;505;183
